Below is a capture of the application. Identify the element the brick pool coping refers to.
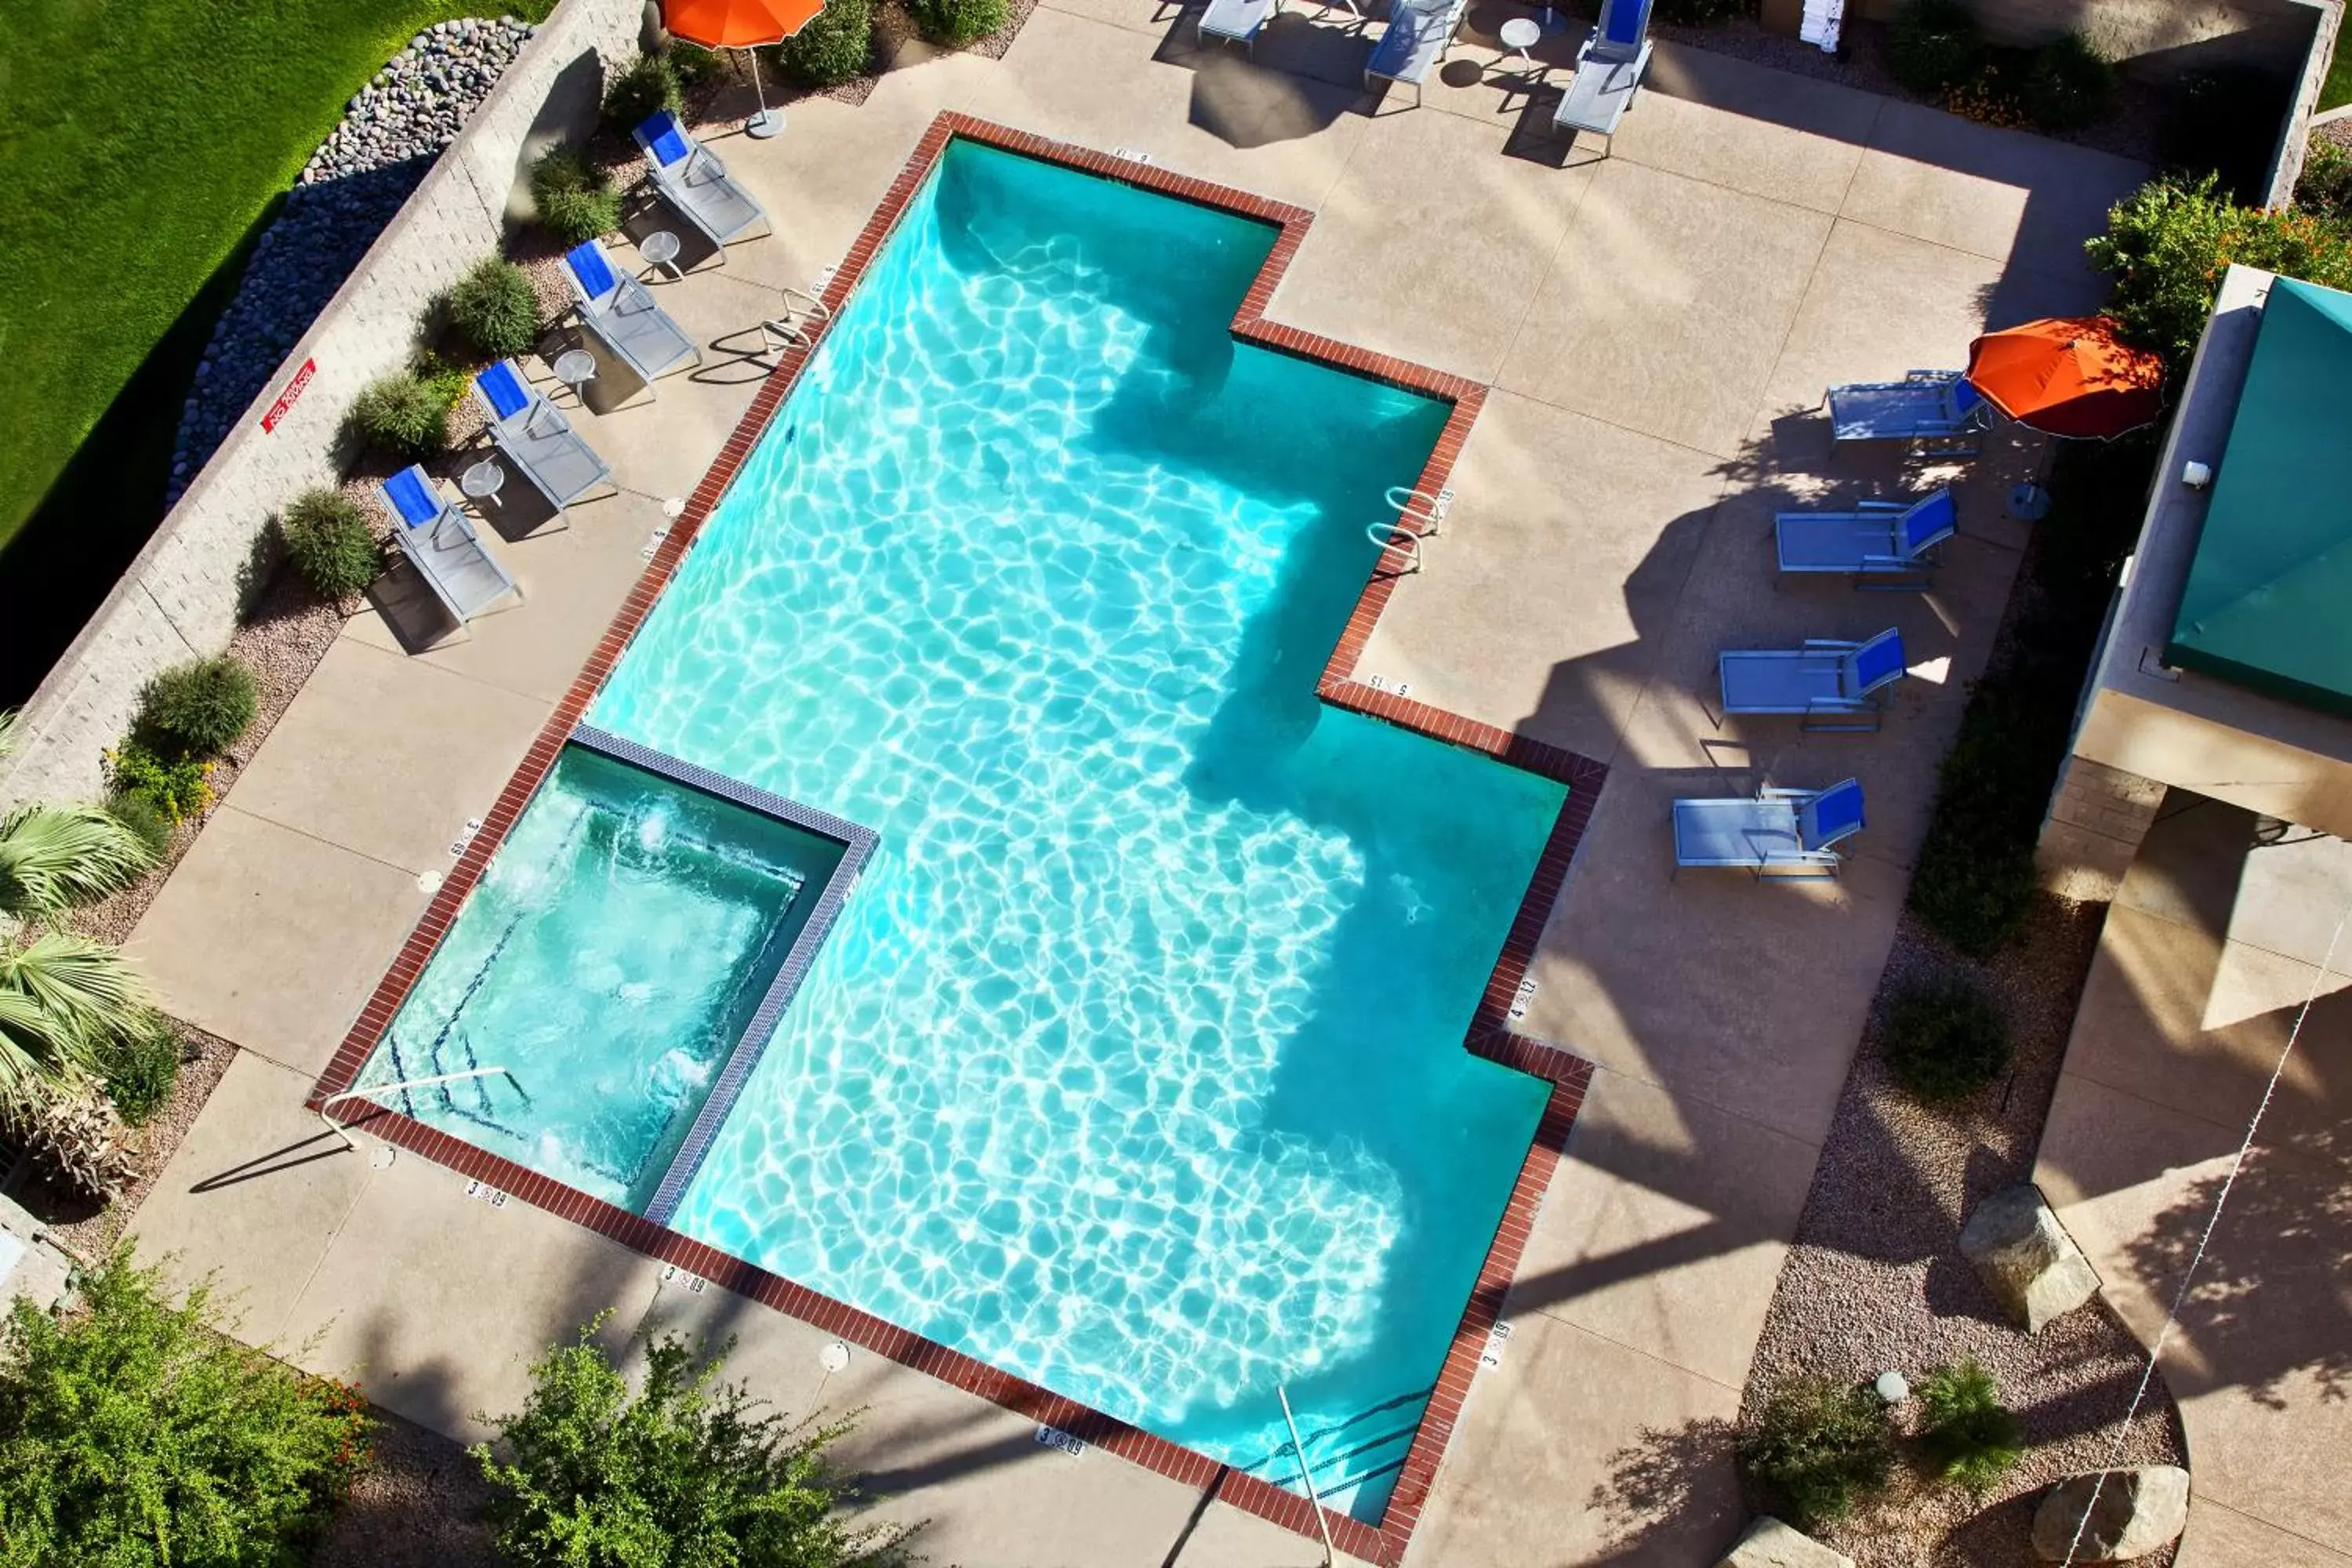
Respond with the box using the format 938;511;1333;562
307;112;1608;1566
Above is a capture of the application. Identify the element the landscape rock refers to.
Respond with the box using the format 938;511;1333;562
2031;1466;2190;1562
1958;1182;2102;1334
1718;1515;1855;1568
165;16;534;506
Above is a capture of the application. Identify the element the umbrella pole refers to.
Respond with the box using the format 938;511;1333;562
746;45;783;139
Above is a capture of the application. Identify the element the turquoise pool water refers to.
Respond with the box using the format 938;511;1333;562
357;744;847;1210
379;140;1568;1519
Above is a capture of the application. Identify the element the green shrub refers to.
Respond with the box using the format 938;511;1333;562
107;737;216;824
136;655;257;757
530;147;622;244
2087;172;2352;365
447;256;541;360
105;789;175;863
909;0;1008;47
1737;1376;1896;1528
350;369;451;459
1889;0;1987;97
2297;136;2352;222
1883;975;2010;1102
95;1011;183;1126
474;1319;909;1568
2019;32;2114;132
666;39;726;88
1915;1359;2024;1490
602;51;681;132
279;487;379;600
774;0;875;87
0;1246;372;1566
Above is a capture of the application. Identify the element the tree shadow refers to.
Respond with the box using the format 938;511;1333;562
1581;1416;1743;1566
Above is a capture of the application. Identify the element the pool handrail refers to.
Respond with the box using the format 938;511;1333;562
318;1065;528;1150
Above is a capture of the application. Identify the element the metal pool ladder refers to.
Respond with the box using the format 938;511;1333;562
760;282;833;352
1365;485;1454;574
318;1066;528;1150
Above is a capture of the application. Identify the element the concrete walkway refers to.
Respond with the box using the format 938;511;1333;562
124;6;2146;1563
2037;799;2352;1568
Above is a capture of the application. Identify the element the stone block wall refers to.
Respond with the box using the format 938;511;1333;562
0;0;647;811
2038;756;2168;904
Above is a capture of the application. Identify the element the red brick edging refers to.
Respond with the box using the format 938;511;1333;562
307;114;1610;1565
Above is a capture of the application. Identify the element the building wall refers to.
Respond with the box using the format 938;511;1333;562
0;0;647;811
2072;685;2352;842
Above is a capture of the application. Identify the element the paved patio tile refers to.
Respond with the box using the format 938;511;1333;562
1606;40;1882;214
125;1051;373;1343
632;1280;1208;1568
965;6;1370;211
1401;1312;1744;1567
1508;1066;1817;1388
1757;216;2097;419
345;488;663;704
278;1145;665;1443
2116;797;2352;971
2180;1497;2352;1568
1838;98;2146;283
1517;764;1907;1145
2058;901;2350;1155
125;807;426;1075
1495;155;1831;458
1272;105;1592;384
226;637;549;877
1354;391;1728;763
1171;1498;1370;1566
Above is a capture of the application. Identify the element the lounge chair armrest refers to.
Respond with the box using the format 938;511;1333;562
1855;500;1907;511
1800;639;1860;651
1857;554;1918;568
1802;697;1864;713
1758;786;1813;800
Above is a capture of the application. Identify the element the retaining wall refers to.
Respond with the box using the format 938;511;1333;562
0;0;647;811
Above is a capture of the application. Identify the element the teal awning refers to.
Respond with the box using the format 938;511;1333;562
2168;277;2352;715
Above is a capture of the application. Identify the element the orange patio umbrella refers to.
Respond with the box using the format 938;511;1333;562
665;0;829;139
1964;315;2165;440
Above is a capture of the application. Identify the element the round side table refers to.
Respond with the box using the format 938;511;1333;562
641;229;684;281
553;348;598;405
461;458;506;510
1498;16;1542;68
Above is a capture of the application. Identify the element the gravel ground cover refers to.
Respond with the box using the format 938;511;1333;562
311;1407;501;1568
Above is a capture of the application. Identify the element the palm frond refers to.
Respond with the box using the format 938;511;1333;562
0;801;157;919
0;935;154;1105
0;707;16;761
0;990;82;1113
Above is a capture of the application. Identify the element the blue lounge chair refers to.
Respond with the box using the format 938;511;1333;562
1775;489;1956;590
379;465;522;628
1199;0;1280;52
1674;779;1864;878
1827;370;1988;454
1552;0;1653;145
471;361;613;516
1365;0;1465;106
561;241;700;389
1719;628;1907;731
633;111;769;254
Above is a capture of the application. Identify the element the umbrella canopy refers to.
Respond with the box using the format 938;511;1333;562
1965;315;2165;440
663;0;825;46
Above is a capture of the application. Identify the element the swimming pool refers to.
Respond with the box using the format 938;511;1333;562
362;138;1566;1520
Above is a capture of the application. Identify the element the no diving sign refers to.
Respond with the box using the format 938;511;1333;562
262;358;316;432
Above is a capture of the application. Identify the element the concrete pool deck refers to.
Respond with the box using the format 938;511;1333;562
124;9;2142;1563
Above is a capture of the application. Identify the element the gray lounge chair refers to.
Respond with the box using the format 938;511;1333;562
380;466;523;629
633;112;770;255
1673;779;1864;878
1199;0;1280;52
471;361;613;517
1775;489;1956;590
1827;370;1989;454
1365;0;1465;106
562;241;701;389
1553;0;1653;146
1719;628;1907;731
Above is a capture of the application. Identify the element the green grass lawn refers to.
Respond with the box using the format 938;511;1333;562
2325;44;2352;114
0;0;551;553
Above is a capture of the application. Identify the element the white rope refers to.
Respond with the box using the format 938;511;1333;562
2059;883;2352;1566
